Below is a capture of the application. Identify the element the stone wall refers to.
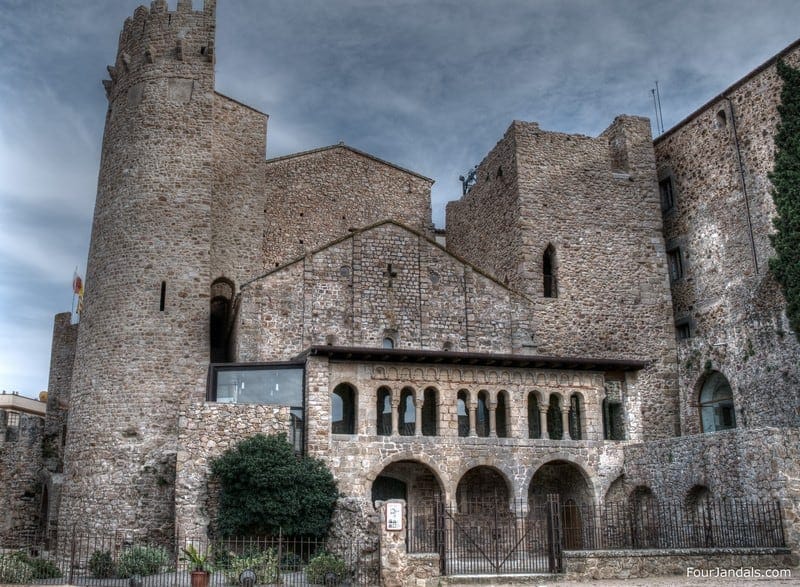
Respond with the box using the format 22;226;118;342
622;428;800;550
0;410;44;545
235;221;535;361
655;43;800;434
261;146;434;271
447;117;680;441
564;548;796;580
174;402;291;539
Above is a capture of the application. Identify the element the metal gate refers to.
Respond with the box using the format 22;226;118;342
408;495;562;575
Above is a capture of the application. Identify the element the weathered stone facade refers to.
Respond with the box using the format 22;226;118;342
13;0;797;579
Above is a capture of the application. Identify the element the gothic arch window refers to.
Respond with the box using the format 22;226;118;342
547;395;563;440
377;386;392;436
399;387;416;436
496;391;509;438
210;277;234;362
422;387;438;436
568;393;582;440
476;390;490;437
543;244;557;298
457;390;469;437
331;383;356;435
528;392;541;439
699;371;736;432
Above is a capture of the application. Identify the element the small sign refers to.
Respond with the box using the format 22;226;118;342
386;502;404;531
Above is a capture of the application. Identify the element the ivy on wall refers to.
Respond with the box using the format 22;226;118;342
769;59;800;341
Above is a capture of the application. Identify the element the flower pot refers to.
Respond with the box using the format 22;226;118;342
190;570;210;587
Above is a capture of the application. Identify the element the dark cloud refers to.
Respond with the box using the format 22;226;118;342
2;0;799;395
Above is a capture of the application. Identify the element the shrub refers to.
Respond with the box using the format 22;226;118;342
89;549;116;578
21;556;62;579
0;555;34;584
221;549;278;586
211;434;338;537
305;552;346;585
117;545;169;578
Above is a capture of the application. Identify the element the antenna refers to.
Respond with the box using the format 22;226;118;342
651;89;661;135
654;81;665;135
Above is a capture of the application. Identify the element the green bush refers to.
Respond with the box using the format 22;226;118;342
117;545;169;577
89;549;116;578
211;434;338;537
221;549;278;586
0;554;34;584
22;556;62;579
305;552;346;585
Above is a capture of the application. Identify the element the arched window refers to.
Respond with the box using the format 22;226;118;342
382;337;395;349
331;383;356;434
476;391;490;437
422;387;437;436
399;388;415;436
543;245;557;298
699;372;736;432
210;278;234;363
376;387;392;436
457;390;469;437
547;395;563;440
568;394;582;440
528;392;541;438
496;391;508;438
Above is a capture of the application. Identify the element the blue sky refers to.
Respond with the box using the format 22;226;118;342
1;0;799;397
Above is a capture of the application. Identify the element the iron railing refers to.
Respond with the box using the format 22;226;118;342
561;497;785;551
0;532;378;586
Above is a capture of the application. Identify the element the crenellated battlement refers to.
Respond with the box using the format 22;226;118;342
104;0;216;97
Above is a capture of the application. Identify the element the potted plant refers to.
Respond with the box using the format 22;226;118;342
181;544;212;587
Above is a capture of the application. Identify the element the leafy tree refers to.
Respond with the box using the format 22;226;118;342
211;434;338;537
769;59;800;341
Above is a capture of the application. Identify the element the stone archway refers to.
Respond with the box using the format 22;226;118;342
455;466;511;512
528;460;593;549
373;460;443;554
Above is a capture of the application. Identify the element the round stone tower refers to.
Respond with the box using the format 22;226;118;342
59;0;217;540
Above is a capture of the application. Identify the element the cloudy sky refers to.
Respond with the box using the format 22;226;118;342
1;0;798;397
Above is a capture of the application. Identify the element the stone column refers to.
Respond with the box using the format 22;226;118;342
489;401;497;438
561;406;571;440
391;398;399;436
539;406;549;439
468;401;477;437
415;395;423;437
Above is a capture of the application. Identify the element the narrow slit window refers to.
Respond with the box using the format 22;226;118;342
159;281;166;311
543;245;557;298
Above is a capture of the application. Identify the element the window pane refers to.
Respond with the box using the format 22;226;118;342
214;367;303;406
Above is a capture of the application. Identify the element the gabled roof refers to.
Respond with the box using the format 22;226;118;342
263;143;434;183
240;219;533;304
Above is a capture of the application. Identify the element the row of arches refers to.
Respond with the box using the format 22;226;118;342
332;383;594;440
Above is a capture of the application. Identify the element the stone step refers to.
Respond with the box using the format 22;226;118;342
438;573;564;586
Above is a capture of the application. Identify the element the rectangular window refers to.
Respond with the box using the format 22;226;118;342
675;319;692;340
659;177;675;212
210;365;304;406
667;247;684;281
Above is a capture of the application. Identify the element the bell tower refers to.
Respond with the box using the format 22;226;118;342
60;0;217;540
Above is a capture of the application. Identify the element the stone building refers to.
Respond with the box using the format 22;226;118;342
9;0;798;576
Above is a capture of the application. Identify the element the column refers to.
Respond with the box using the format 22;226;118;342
561;406;570;440
488;401;497;438
415;394;423;437
468;401;477;437
391;398;399;436
539;406;549;439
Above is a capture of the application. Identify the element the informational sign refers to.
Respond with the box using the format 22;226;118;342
386;501;404;531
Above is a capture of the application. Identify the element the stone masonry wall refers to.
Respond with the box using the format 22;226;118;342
0;411;44;545
447;117;679;441
623;428;800;550
260;147;433;272
44;313;77;473
235;221;535;361
174;403;291;539
655;43;800;434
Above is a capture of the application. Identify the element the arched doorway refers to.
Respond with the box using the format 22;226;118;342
372;460;443;553
529;460;593;549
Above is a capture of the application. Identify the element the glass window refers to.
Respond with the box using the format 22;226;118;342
212;366;303;406
332;383;356;434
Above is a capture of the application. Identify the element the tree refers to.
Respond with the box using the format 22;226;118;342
769;59;800;341
211;434;339;537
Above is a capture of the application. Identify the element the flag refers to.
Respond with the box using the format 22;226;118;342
73;270;85;318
